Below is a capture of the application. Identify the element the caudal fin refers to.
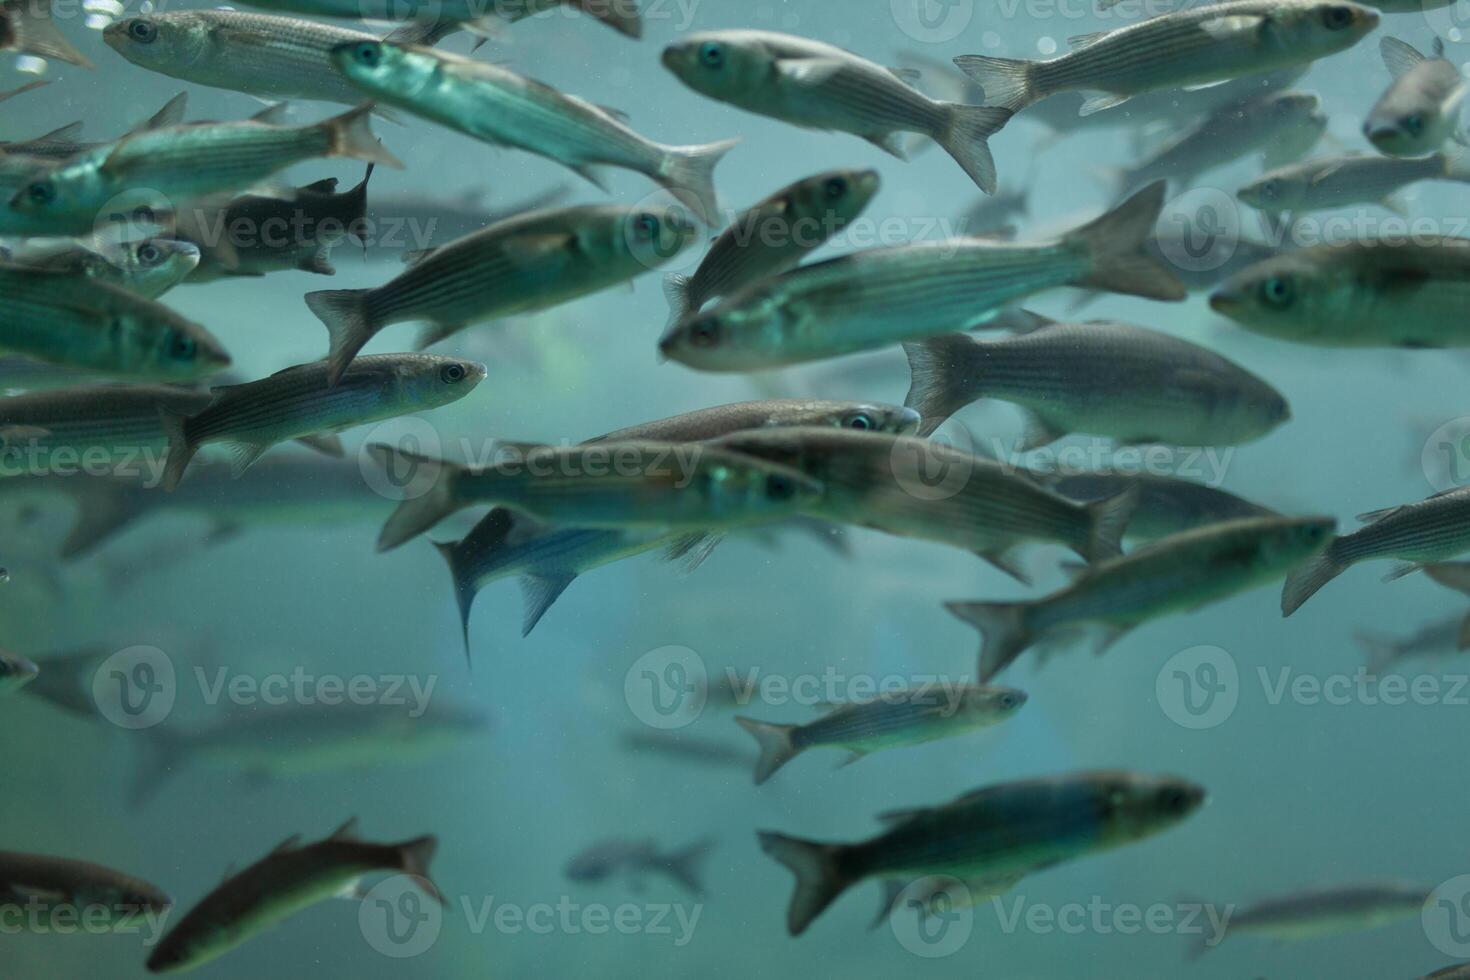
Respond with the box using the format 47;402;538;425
1080;485;1140;562
663;837;714;897
735;717;801;785
945;600;1034;682
937;104;1013;195
663;273;695;331
396;835;446;906
756;831;851;936
1280;541;1346;617
305;288;375;385
6;0;92;68
1427;561;1470;595
433;539;481;665
901;333;984;437
322;103;404;170
370;445;466;551
159;410;199;493
952;55;1037;112
658;138;740;227
1065;181;1186;302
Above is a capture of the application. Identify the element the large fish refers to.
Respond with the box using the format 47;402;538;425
661;30;1011;193
950;516;1335;680
0;0;91;67
1365;36;1465;157
1239;151;1470;216
659;182;1186;371
330;40;737;224
0;851;170;930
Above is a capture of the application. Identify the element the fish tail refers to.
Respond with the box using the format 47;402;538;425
756;831;851;936
159;410;199;493
1427;562;1470;595
1067;181;1187;302
305;288;374;386
945;600;1034;682
1280;539;1345;617
870;879;908;931
432;539;480;665
901;333;984;436
735;717;802;785
130;727;188;809
662;273;694;330
657;138;740;227
368;445;465;551
664;837;715;897
952;55;1037;112
397;835;446;906
1080;484;1139;562
322;103;404;170
936;103;1012;195
7;0;92;68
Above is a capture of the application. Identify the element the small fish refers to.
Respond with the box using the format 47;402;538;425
659;182;1186;371
620;730;753;770
147;819;441;974
902;317;1289;445
306;203;697;384
1239;151;1470;216
955;1;1375;117
663;168;881;329
233;0;641;36
760;769;1205;935
16;237;200;298
1283;486;1470;615
1357;612;1468;673
1039;471;1279;542
331;40;737;224
706;427;1138;581
661;30;1011;193
0;0;92;67
0;265;230;380
159;354;485;490
0;648;38;694
736;685;1026;784
1209;236;1470;347
0;383;212;471
0;851;170;930
1365;36;1465;157
566;838;713;896
9;104;401;235
950;515;1335;680
1195;881;1429;956
490;0;643;37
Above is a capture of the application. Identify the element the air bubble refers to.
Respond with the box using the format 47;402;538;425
1038;36;1057;55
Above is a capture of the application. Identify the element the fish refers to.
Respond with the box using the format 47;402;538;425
370;440;826;546
1140;225;1281;296
565;838;713;896
12;237;201;298
1105;90;1325;198
658;182;1186;371
1239;151;1470;216
8;104;402;235
1282;486;1470;616
662;168;882;329
0;265;230;380
146;819;442;974
948;515;1335;681
1038;471;1279;542
759;769;1205;935
0;356;111;392
1356;612;1469;673
735;685;1026;784
103;12;456;113
159;354;485;490
1194;881;1429;956
0;851;170;931
0;78;47;103
620;730;753;770
705;427;1139;582
177;165;374;280
1365;36;1465;157
1209;236;1470;348
306;203;698;384
425;399;919;650
902;317;1289;446
233;0;641;36
959;184;1028;236
0;648;38;695
330;40;738;224
956;1;1375;117
0;0;92;67
360;185;570;258
487;0;643;37
0;91;190;160
660;30;1012;193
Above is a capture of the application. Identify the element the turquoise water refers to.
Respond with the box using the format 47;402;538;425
5;0;1470;977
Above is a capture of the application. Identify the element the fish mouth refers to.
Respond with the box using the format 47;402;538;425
897;406;923;433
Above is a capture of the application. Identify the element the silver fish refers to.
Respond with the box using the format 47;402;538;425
0;384;211;477
1239;151;1470;215
565;838;713;896
1040;471;1278;542
14;237;200;297
235;0;641;36
1196;881;1428;956
1365;36;1465;157
0;851;170;931
0;0;91;67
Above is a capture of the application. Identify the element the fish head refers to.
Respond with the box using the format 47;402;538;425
1098;771;1207;842
135;309;232;381
1255;515;1338;566
1208;253;1343;343
617;203;700;270
661;32;770;103
784;168;882;235
0;649;38;694
658;292;788;371
824;402;920;434
1268;2;1377;54
686;450;826;523
103;14;208;69
393;354;487;410
959;684;1028;721
1364;92;1442;157
8;157;110;232
114;237;201;296
1235;173;1303;213
332;40;432;98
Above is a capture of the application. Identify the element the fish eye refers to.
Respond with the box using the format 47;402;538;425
1158;787;1192;814
136;242;162;265
764;472;798;501
167;331;196;361
1320;5;1353;28
1258;274;1295;308
688;318;721;347
634;212;660;240
823;176;848;200
128;19;158;43
845;412;875;431
698;41;724;69
1404;113;1424;136
440;363;467;384
353;42;382;67
25;181;54;205
1260;180;1279;199
998;691;1018;709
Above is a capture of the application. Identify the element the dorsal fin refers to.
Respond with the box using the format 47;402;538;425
328;817;360;842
